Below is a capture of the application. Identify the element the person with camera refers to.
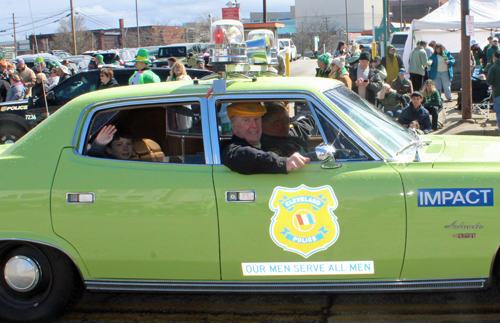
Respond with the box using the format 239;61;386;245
349;51;383;105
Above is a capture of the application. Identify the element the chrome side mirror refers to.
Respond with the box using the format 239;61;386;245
315;143;342;169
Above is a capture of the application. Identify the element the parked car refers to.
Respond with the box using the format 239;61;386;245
389;31;409;57
11;53;60;69
278;38;297;61
0;67;212;144
1;72;500;323
353;36;374;54
153;43;204;68
63;55;92;72
50;50;72;59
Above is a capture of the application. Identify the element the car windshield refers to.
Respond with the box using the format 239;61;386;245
100;53;120;64
159;47;187;58
324;87;416;157
355;37;373;44
282;40;290;46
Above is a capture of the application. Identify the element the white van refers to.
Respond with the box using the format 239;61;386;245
389;31;409;57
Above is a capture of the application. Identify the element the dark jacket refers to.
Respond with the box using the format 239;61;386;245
32;81;50;99
398;103;432;134
486;59;500;99
221;135;288;175
99;78;120;90
0;79;10;102
316;66;331;78
391;77;413;95
349;67;383;105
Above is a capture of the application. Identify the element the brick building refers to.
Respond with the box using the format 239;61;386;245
29;20;186;54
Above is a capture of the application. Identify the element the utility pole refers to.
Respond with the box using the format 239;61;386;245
136;0;140;47
263;0;267;23
70;0;77;54
10;14;18;57
399;0;403;31
345;0;349;44
461;0;472;119
382;0;387;53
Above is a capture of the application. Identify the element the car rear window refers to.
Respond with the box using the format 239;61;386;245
391;34;408;46
159;47;187;58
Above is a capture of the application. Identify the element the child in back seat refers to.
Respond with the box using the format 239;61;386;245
87;125;134;160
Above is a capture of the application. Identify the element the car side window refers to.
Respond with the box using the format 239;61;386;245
215;100;368;162
83;102;205;164
54;73;98;100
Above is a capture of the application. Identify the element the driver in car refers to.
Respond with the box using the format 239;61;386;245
220;102;310;175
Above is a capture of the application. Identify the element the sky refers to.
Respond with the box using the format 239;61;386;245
0;0;295;43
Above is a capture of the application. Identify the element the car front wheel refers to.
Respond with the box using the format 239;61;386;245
0;244;83;323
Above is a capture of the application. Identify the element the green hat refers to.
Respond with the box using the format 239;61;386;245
387;44;395;51
96;54;104;64
34;56;44;66
133;49;151;63
318;53;330;65
47;60;60;69
196;59;204;63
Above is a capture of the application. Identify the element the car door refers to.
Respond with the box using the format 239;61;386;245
210;95;406;281
51;97;220;281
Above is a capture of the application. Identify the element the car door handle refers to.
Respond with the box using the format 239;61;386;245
66;193;94;204
226;191;256;203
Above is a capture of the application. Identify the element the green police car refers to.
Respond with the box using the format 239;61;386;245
0;20;500;323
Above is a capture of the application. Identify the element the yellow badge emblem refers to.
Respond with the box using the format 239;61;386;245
269;185;339;258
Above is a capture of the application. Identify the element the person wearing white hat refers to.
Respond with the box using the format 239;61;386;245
328;56;351;89
471;39;483;67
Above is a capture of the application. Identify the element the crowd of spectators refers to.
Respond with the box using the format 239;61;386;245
316;35;500;134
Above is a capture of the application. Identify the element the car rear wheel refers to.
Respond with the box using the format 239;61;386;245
0;125;26;144
0;244;83;323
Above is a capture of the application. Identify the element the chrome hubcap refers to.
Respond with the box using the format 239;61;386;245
4;256;41;292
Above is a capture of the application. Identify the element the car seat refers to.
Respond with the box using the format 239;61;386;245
132;138;165;162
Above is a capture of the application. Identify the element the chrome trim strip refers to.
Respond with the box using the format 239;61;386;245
85;278;487;293
0;238;86;284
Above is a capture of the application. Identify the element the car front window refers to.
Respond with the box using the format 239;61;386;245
324;87;415;158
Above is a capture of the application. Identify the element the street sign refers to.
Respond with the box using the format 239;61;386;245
222;8;239;20
466;15;474;36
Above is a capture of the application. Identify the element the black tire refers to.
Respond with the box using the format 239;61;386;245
0;125;26;144
0;243;83;323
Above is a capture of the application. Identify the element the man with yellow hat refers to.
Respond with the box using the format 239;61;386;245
129;49;161;85
221;102;310;175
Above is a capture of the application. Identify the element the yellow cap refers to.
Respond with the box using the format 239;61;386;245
227;102;267;120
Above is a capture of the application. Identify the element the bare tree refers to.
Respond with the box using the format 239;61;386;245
51;16;92;54
294;12;342;56
123;20;185;48
190;14;221;43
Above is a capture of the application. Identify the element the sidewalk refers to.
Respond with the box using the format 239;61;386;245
433;92;499;136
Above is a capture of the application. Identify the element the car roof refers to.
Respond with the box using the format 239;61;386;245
159;43;201;48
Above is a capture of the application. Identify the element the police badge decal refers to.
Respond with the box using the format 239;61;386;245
269;185;340;258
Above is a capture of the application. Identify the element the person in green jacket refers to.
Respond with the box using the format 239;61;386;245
315;53;331;78
421;79;442;131
377;83;407;118
486;38;500;66
129;49;161;85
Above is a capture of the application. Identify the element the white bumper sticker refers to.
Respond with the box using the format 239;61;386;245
242;261;374;276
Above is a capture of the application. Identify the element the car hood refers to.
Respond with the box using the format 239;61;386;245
432;135;500;168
